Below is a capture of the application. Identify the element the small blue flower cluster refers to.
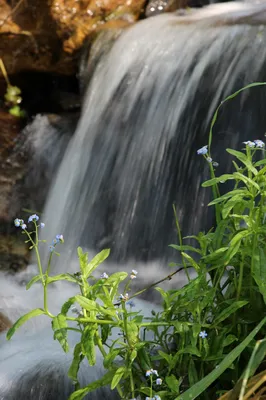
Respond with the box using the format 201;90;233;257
197;145;219;167
28;214;39;223
146;369;158;377
14;214;45;231
14;218;27;230
146;369;163;396
49;234;64;253
100;272;109;279
243;139;265;148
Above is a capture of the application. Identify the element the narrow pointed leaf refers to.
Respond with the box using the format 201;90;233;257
175;316;266;400
6;308;45;340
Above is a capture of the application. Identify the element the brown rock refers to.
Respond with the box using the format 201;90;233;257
0;0;145;76
0;109;24;221
0;311;12;332
50;0;146;53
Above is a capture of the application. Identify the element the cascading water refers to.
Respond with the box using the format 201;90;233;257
40;2;266;278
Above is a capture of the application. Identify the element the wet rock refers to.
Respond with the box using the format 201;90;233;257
0;235;29;272
0;0;75;76
0;0;146;76
0;311;12;332
145;0;188;18
0;109;24;222
50;0;146;53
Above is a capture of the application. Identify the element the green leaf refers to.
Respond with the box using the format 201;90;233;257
103;348;121;369
75;295;98;311
173;321;190;334
239;338;266;400
158;350;172;364
81;325;96;365
26;275;42;289
202;174;234;188
181;252;200;271
77;247;88;274
6;308;45;340
254;159;266;167
233;172;260;191
208;189;252;206
221;195;249;219
126;321;139;346
188;359;199;387
84;249;110;279
178;346;201;358
211;301;248;327
226;149;258;175
223;334;238;348
202;247;228;263
175;315;266;400
46;274;78;284
68;343;84;382
104;272;128;284
252;247;266;304
52;314;69;352
96;304;118;319
68;370;114;400
61;297;76;315
191;323;201;347
169;244;201;254
229;230;250;248
166;375;180;394
111;366;127;390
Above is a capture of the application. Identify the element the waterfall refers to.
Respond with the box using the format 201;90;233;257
40;1;266;276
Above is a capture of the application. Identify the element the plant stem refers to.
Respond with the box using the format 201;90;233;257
0;58;10;85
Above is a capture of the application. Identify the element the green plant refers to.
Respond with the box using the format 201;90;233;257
7;83;266;400
0;58;25;117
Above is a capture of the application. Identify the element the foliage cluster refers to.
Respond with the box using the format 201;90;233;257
7;83;266;400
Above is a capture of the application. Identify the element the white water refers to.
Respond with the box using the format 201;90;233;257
38;2;266;277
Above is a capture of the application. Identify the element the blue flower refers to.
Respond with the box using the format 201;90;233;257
40;222;45;228
52;234;64;246
21;224;27;230
154;396;161;400
55;234;64;243
199;330;208;339
146;369;158;377
197;145;208;155
156;378;162;385
49;245;55;253
14;218;21;227
254;139;265;148
28;214;39;223
243;141;255;148
100;272;109;279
